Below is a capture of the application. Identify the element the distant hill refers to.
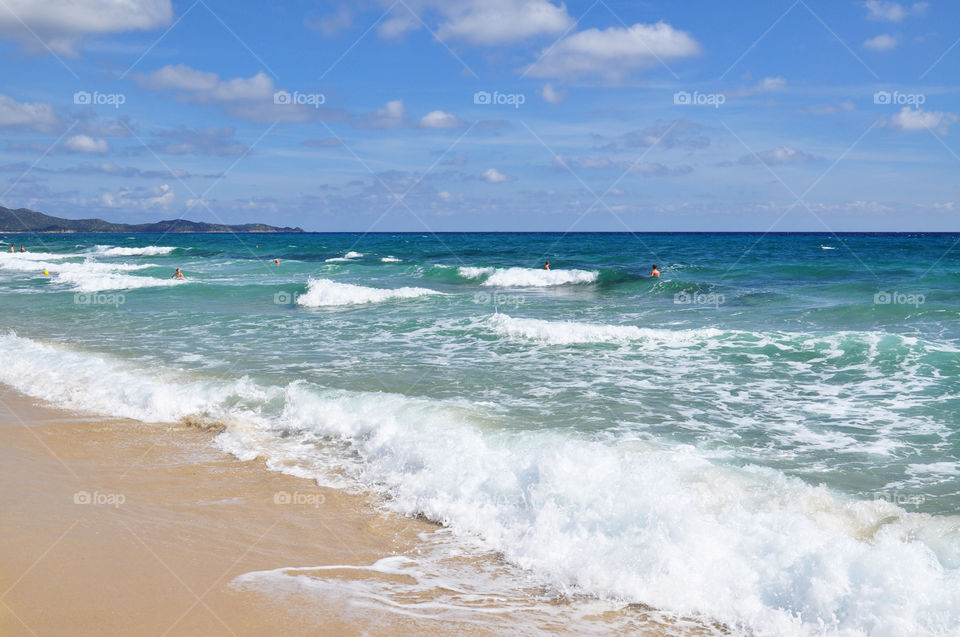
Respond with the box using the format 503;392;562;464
0;205;304;233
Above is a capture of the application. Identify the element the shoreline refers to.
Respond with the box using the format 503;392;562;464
0;387;443;636
0;386;704;636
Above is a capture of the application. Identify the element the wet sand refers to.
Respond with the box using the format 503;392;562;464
0;388;710;636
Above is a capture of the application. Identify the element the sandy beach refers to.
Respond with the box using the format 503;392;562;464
0;387;446;636
0;387;704;637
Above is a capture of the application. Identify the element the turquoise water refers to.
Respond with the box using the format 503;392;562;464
1;232;959;635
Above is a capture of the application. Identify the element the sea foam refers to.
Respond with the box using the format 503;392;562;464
458;266;598;287
0;332;957;637
92;245;177;256
296;278;443;307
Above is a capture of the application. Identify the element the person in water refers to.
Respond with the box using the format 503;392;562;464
650;264;660;277
19;245;25;252
8;245;12;253
172;268;185;279
543;261;551;270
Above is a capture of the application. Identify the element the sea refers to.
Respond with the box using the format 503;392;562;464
1;232;958;636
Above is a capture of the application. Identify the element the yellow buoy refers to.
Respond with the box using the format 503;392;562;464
43;270;49;275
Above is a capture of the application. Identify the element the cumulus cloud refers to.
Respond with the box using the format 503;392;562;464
540;83;565;104
436;0;573;45
62;134;109;153
481;167;513;183
136;64;275;102
863;33;899;51
863;1;928;22
525;21;701;82
419;110;465;129
0;94;59;132
888;106;957;134
0;0;171;55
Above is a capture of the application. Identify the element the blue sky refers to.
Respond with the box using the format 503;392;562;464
1;0;958;231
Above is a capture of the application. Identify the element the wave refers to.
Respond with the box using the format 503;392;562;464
0;252;179;291
92;245;178;256
458;266;598;287
0;332;958;636
485;313;724;345
296;278;443;307
381;256;402;263
482;314;960;357
325;251;364;263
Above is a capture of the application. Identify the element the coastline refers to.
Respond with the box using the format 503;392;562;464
0;387;440;636
0;386;706;636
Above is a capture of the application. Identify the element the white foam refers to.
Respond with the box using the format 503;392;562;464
325;251;364;263
381;256;402;263
485;313;724;345
296;278;443;307
2;333;958;636
0;252;178;291
92;245;177;256
458;266;598;287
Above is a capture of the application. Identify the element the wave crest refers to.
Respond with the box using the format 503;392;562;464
458;266;598;287
296;278;443;307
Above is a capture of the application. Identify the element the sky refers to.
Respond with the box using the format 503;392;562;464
0;0;959;232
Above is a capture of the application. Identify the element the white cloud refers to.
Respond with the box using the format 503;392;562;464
137;64;275;102
437;0;573;45
0;0;172;55
863;33;899;51
540;82;565;104
62;134;109;153
888;106;958;134
863;1;928;22
419;110;465;129
481;167;513;183
378;12;419;39
525;21;701;81
0;94;59;131
362;99;407;129
101;183;174;209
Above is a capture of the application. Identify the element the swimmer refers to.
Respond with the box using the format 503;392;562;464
543;260;550;270
19;245;25;252
650;264;660;277
171;268;185;279
8;245;12;253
